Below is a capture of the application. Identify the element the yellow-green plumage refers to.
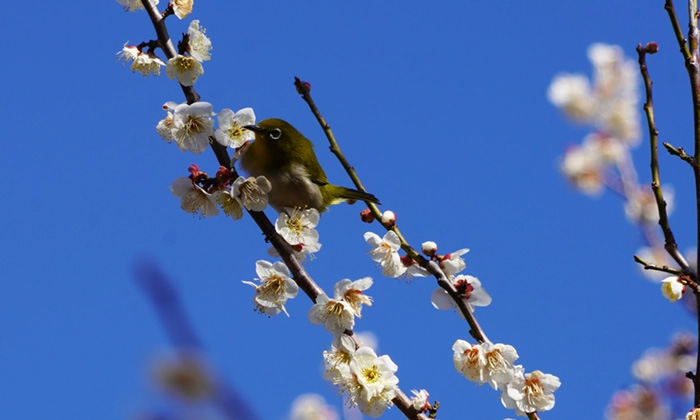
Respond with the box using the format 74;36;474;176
239;118;379;212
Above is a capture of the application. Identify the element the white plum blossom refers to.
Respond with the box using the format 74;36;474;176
405;262;430;278
560;143;605;196
661;276;685;303
171;0;193;19
501;369;560;415
156;101;178;142
548;43;640;144
276;207;320;247
431;274;491;315
117;43;164;77
439;248;470;278
172;102;214;154
346;347;399;418
410;389;430;412
364;231;406;278
546;74;595;121
267;241;322;264
242;260;298;317
117;43;139;65
289;393;340;420
560;132;627;196
624;186;674;225
187;20;212;62
166;54;204;86
213;190;243;220
582;132;626;164
116;0;158;12
170;177;219;218
214;108;256;148
322;334;356;385
231;176;271;212
334;277;373;318
132;51;165;77
452;340;518;390
587;43;640;142
308;293;355;334
156;117;174;141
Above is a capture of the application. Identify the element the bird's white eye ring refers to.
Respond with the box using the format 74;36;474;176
268;128;282;140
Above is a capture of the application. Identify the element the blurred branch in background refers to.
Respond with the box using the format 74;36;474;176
133;258;261;420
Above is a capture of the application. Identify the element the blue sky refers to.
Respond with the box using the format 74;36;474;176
2;1;698;419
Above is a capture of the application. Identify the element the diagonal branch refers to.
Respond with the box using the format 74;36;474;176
293;78;490;344
136;2;428;419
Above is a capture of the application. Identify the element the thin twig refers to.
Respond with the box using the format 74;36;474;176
665;0;693;60
293;77;490;344
663;142;696;166
633;254;684;276
636;43;694;274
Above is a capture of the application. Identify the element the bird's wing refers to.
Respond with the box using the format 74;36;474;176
303;148;330;186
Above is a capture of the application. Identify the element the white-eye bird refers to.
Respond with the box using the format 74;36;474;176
240;118;379;213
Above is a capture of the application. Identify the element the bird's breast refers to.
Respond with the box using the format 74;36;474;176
265;163;324;212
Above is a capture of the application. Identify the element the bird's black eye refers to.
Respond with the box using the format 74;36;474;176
268;128;282;140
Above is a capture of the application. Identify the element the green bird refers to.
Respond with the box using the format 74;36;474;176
240;118;380;213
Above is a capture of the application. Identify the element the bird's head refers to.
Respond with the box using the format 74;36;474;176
243;118;313;156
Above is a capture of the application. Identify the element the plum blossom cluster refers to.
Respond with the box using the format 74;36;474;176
548;44;676;281
606;334;696;419
305;279;401;418
322;335;400;418
169;162;271;219
157;101;255;154
548;43;641;194
117;19;206;80
308;277;373;333
117;0;193;18
549;43;640;143
452;340;560;416
414;240;492;316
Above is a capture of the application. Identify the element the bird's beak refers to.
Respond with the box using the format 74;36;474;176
243;124;264;134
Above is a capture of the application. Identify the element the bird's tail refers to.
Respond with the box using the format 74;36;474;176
325;185;381;207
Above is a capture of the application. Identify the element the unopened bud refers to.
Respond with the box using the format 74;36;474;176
215;166;232;186
400;254;414;268
646;42;659;54
360;208;375;223
188;164;201;176
381;210;396;227
421;241;438;257
661;276;685;302
295;79;312;95
188;164;207;182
